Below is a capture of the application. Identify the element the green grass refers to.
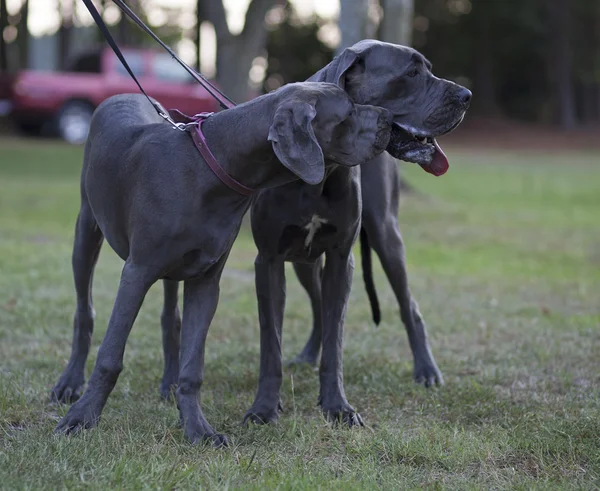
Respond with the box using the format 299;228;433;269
0;137;599;489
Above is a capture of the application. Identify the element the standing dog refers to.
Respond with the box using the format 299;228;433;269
52;82;392;446
244;42;471;425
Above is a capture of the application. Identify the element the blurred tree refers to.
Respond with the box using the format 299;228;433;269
414;0;548;122
58;0;74;70
379;0;413;46
91;1;165;50
0;0;7;72
17;0;28;69
467;0;499;117
572;0;600;124
118;0;136;44
95;0;107;44
338;0;369;53
547;0;576;129
263;3;333;92
200;0;277;102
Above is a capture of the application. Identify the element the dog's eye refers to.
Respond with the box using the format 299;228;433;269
407;67;419;78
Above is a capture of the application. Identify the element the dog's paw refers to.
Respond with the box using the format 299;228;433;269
322;404;364;428
159;382;177;402
185;428;230;448
54;402;100;435
414;360;444;388
206;433;230;448
50;373;85;404
243;401;283;425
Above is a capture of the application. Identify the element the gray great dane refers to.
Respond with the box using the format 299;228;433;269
52;82;392;446
287;41;472;386
244;41;471;424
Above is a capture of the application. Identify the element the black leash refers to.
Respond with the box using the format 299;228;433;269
81;0;235;132
110;0;236;110
81;0;184;129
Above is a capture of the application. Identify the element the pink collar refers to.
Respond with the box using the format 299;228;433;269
168;109;255;197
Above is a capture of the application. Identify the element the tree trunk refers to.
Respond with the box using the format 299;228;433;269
202;0;274;103
379;0;413;47
471;1;499;117
58;0;74;70
592;2;600;123
118;0;136;45
596;86;600;124
215;44;257;103
96;0;107;43
18;0;29;69
0;0;8;72
580;82;595;123
548;0;576;129
338;0;370;53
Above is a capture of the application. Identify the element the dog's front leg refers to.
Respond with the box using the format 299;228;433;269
288;258;324;367
318;250;363;427
176;272;228;447
55;261;156;435
51;203;104;404
244;254;285;425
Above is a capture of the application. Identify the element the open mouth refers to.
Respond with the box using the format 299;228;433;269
386;117;464;176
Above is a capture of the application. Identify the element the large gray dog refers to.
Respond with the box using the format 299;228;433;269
283;41;471;385
243;42;470;424
52;82;392;445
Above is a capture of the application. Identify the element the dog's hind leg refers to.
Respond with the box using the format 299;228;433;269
55;260;156;435
288;257;323;367
159;279;181;400
51;201;104;403
362;213;443;387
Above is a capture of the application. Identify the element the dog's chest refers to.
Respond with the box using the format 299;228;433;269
303;214;329;248
277;211;340;262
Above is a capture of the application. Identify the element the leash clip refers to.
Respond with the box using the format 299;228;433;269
158;111;188;131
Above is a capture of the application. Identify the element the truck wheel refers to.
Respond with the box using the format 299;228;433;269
57;101;93;144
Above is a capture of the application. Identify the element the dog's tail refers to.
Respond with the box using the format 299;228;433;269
360;227;381;326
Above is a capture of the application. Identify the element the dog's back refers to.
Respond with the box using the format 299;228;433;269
83;93;165;180
85;94;166;166
89;93;164;139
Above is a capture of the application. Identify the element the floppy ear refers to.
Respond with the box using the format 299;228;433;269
268;100;325;185
330;47;364;90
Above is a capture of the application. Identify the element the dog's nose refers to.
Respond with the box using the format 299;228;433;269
458;87;472;107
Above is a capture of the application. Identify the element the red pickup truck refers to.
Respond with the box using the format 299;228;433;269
3;47;220;144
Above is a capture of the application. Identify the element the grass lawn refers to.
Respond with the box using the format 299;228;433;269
0;137;598;489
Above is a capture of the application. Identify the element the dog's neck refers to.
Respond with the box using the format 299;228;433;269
199;96;298;192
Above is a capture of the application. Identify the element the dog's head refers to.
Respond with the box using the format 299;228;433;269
324;40;471;176
268;82;392;185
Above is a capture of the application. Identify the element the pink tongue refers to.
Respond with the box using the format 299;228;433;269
421;139;449;176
